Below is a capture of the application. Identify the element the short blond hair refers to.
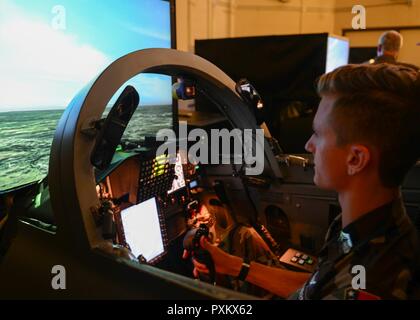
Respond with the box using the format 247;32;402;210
318;63;420;187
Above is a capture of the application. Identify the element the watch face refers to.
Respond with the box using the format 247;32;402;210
237;262;250;281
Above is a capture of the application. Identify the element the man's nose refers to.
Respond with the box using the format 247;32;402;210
305;136;314;153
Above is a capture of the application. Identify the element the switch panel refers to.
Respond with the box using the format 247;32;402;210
279;248;317;273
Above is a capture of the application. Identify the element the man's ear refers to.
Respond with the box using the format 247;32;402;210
347;145;371;176
377;44;383;56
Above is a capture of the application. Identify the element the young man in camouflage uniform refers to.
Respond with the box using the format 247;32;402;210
192;63;420;299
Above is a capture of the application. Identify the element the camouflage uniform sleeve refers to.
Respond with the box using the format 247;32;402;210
230;226;282;267
221;225;283;298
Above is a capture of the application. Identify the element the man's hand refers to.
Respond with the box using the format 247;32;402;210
183;236;242;278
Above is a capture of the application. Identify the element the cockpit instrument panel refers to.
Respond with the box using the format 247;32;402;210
168;153;186;194
138;153;176;203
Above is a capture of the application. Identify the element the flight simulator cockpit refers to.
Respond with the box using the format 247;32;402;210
0;48;293;299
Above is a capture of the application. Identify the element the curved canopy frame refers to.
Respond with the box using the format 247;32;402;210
48;48;281;251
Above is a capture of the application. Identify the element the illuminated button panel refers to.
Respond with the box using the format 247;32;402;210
137;154;176;203
279;248;317;273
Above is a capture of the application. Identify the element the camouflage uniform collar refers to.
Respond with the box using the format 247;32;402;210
342;197;404;248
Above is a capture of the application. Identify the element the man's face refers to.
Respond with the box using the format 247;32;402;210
305;95;350;191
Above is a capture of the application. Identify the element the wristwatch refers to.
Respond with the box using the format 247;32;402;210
237;258;250;281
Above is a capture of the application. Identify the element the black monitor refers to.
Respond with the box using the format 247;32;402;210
349;47;377;64
195;33;349;153
120;197;165;262
195;34;328;114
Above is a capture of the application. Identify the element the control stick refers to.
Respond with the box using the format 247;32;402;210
183;224;216;284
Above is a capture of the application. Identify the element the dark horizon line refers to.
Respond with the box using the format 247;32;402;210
0;104;173;113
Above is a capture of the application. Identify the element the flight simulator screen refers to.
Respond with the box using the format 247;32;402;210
0;0;173;192
326;36;350;73
120;197;165;262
